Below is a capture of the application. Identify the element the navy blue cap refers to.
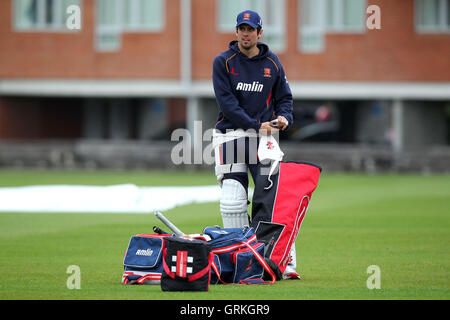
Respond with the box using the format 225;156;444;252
236;10;262;29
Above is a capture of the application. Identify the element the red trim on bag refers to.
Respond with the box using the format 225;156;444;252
279;196;309;269
137;274;161;284
136;234;172;238
188;252;214;282
243;241;276;284
162;248;175;279
211;261;221;279
122;271;162;284
232;242;264;264
211;235;257;254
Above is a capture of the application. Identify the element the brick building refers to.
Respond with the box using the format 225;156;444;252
0;0;449;155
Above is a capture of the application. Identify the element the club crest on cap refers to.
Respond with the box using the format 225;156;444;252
236;10;262;29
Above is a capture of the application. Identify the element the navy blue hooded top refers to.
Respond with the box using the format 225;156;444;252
212;40;293;133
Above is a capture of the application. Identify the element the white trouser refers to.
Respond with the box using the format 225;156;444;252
213;129;256;186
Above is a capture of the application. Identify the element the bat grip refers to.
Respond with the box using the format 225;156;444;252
153;226;169;235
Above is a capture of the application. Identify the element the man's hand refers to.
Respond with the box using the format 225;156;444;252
275;116;288;130
259;122;279;136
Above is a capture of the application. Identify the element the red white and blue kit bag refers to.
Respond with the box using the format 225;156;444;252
250;161;321;278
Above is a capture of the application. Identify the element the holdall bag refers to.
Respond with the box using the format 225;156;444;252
204;226;276;285
122;233;172;285
161;236;214;291
250;161;321;277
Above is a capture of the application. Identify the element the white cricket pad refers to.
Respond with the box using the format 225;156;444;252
220;179;249;228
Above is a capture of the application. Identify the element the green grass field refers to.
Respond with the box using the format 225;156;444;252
0;169;449;300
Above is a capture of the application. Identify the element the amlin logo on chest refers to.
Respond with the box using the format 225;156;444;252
236;81;264;92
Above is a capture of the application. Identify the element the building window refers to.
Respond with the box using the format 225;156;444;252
299;0;366;53
123;0;165;31
416;0;450;33
298;0;326;53
216;0;286;52
326;0;365;32
96;0;122;51
96;0;164;52
14;0;80;31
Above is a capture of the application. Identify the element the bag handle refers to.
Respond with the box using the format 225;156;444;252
211;239;276;285
188;252;214;282
241;240;276;284
162;248;175;279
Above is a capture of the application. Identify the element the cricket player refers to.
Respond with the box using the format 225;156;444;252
212;10;299;279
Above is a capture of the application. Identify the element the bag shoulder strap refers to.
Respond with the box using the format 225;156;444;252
212;239;276;285
187;253;214;282
162;248;175;279
241;240;277;285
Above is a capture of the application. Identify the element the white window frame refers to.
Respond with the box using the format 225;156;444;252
326;0;366;33
298;0;366;53
96;0;123;51
298;0;326;53
415;0;450;33
13;0;82;32
122;0;165;32
95;0;165;52
216;0;286;53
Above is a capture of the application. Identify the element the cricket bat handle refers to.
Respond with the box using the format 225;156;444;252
154;211;185;237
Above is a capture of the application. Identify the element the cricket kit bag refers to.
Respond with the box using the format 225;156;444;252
250;161;321;278
122;234;172;285
161;236;214;291
203;226;276;285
